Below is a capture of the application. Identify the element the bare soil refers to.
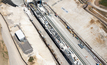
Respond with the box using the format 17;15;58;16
87;19;95;27
0;24;9;65
90;19;95;24
89;19;107;44
96;35;105;44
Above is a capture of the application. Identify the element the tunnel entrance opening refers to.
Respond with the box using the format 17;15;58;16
2;0;17;7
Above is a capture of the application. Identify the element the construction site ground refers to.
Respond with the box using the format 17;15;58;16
0;3;56;65
0;0;107;64
26;8;69;65
46;0;107;62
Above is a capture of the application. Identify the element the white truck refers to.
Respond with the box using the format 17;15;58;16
15;30;25;42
